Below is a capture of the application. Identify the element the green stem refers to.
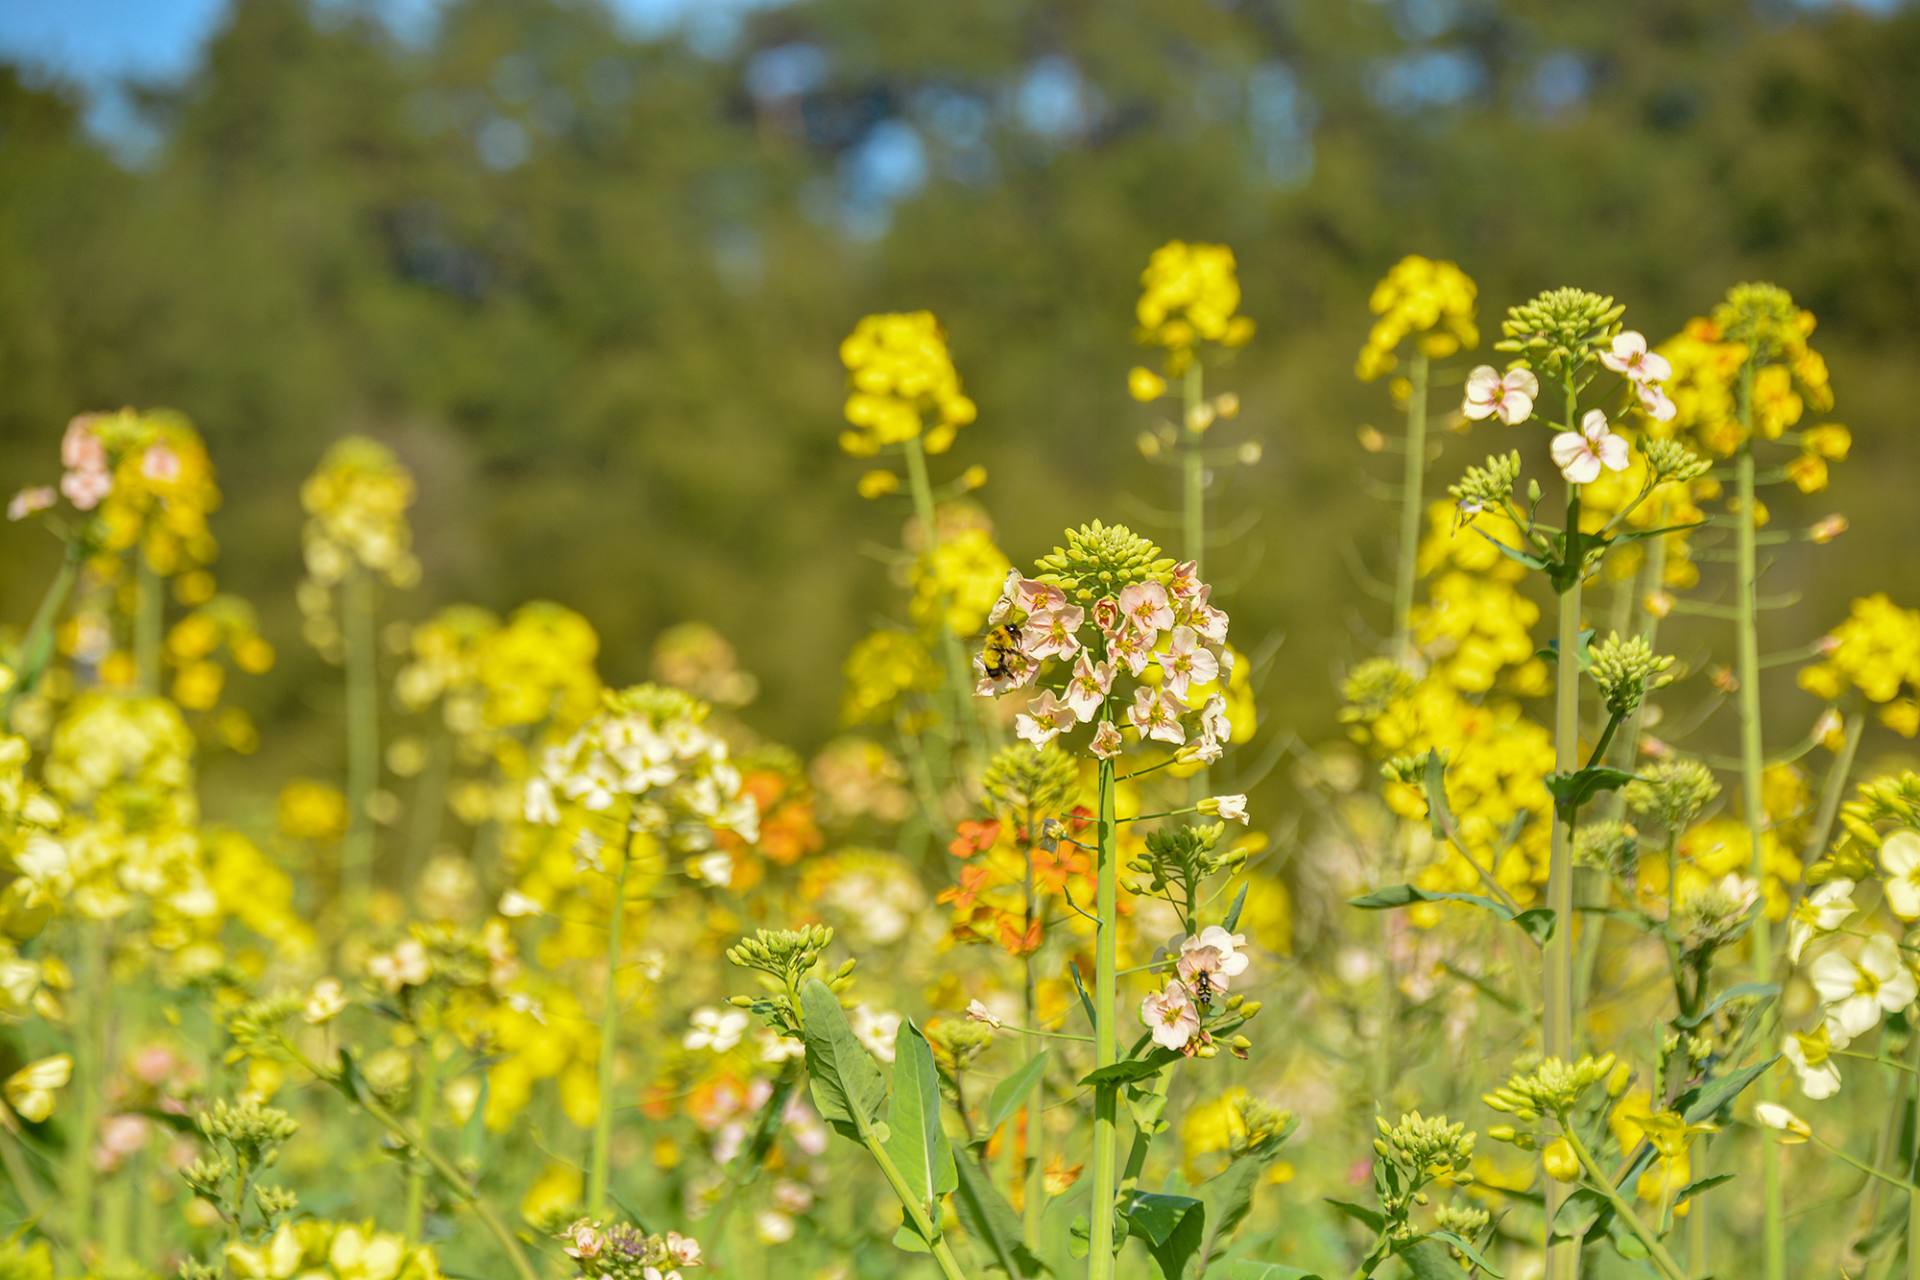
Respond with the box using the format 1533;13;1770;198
1088;755;1119;1280
862;1133;972;1280
903;433;986;767
1023;839;1046;1251
404;1037;438;1242
1906;1026;1920;1280
1804;698;1866;867
588;822;634;1217
1562;1125;1688;1280
1389;351;1429;661
135;559;164;695
63;925;110;1241
2;540;82;727
343;567;379;903
1544;475;1583;1280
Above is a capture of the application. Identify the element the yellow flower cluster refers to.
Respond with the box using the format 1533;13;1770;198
1660;287;1837;466
1411;503;1548;697
300;437;419;587
909;526;1011;638
840;630;937;727
1134;241;1254;376
164;594;275;716
1575;438;1708;594
1800;594;1920;735
838;311;977;457
1355;255;1478;382
86;408;222;580
225;1219;442;1280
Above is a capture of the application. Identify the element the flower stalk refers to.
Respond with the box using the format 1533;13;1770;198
1088;754;1119;1280
343;565;379;903
587;822;634;1218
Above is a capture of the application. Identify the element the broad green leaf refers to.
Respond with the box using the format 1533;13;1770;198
951;1152;1049;1277
1222;881;1250;933
1080;1050;1178;1088
1680;1054;1779;1123
1548;1186;1610;1242
1397;1237;1471;1279
1194;1113;1298;1275
1427;1230;1503;1277
886;1019;957;1244
1119;1190;1205;1279
1321;1198;1385;1232
1349;883;1555;945
1674;982;1778;1030
982;1051;1049;1143
1216;1265;1324;1280
1544;766;1637;817
798;979;887;1141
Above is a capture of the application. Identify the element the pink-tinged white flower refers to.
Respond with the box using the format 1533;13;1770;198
965;999;1003;1029
1176;944;1227;995
1092;596;1123;636
1635;380;1677;422
988;572;1063;626
1168;561;1202;600
303;977;348;1024
1200;793;1249;824
7;487;54;522
1024;603;1085;661
1183;733;1223;765
1064;655;1115;722
666;1232;703;1267
1016;690;1075;749
974;644;1038;697
1140;981;1200;1051
141;444;181;483
1089;721;1124;760
1118;581;1175;638
1183;586;1229;645
1156;626;1220;701
1110;623;1156;678
1788;878;1856;963
1550;410;1630;485
1880;831;1920;921
1600;331;1673;385
1811;934;1917;1042
60;466;111;512
1463;365;1538;425
562;1220;606;1259
1782;1026;1841;1101
1177;925;1250;980
1197;694;1231;745
1128;686;1186;745
368;939;431;993
60;417;106;472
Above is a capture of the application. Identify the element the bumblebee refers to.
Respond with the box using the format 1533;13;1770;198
979;623;1025;681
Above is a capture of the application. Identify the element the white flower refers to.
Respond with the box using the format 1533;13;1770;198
1810;935;1917;1042
1089;721;1124;760
1155;626;1219;701
965;999;1004;1029
1179;926;1250;979
1064;655;1115;723
758;1029;804;1064
1881;831;1920;920
1016;690;1076;750
1023;603;1085;662
303;977;348;1025
693;851;735;887
1753;1102;1811;1144
1200;794;1249;824
497;889;544;919
1462;365;1538;425
1127;687;1185;746
1599;331;1673;385
1139;982;1200;1051
1782;1026;1841;1100
851;1006;901;1063
1788;879;1856;962
1550;410;1630;485
368;939;431;993
684;1007;750;1053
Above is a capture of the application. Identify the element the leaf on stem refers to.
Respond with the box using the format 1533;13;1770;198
1348;883;1555;945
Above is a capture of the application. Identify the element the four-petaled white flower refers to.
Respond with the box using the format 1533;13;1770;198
1782;1026;1841;1100
851;1006;902;1063
1463;365;1538;426
1175;925;1250;992
1128;687;1186;745
1140;981;1200;1051
1550;409;1631;485
1600;331;1673;385
1025;603;1085;662
1089;721;1124;760
1156;626;1220;700
965;999;1004;1029
1064;655;1115;723
685;1006;750;1053
1201;793;1249;824
1754;1102;1811;1144
1788;878;1855;962
1118;581;1176;640
1016;690;1076;749
1811;935;1917;1043
1881;831;1920;921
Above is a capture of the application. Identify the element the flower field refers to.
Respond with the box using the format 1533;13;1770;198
3;230;1918;1280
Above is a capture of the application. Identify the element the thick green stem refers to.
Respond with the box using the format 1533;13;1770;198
1389;352;1429;661
3;541;82;727
1907;1027;1920;1280
1023;840;1046;1249
1543;479;1584;1280
343;568;379;902
588;823;634;1217
1562;1126;1688;1280
862;1133;971;1280
1733;423;1785;1280
404;1038;438;1242
135;560;164;695
63;925;111;1240
1088;756;1119;1280
903;433;986;766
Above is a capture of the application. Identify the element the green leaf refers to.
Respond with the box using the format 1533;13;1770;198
1548;1187;1610;1242
1080;1050;1179;1088
1427;1230;1503;1277
1544;766;1637;817
1473;526;1550;571
1321;1198;1385;1232
1348;883;1555;945
1194;1114;1298;1275
1119;1190;1206;1279
1674;982;1778;1030
981;1051;1049;1144
951;1152;1048;1277
1612;520;1706;546
1070;963;1099;1034
1397;1237;1472;1279
460;1072;491;1169
1222;880;1250;933
886;1019;957;1243
1680;1054;1780;1123
1216;1265;1324;1280
798;979;887;1141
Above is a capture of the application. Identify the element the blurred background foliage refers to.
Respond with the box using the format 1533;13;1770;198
3;0;1918;806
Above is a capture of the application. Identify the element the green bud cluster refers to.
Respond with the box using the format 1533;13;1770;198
726;925;836;985
1588;631;1675;717
1448;451;1522;522
1374;1111;1476;1186
981;742;1079;816
1641;436;1711;484
1128;821;1241;904
1339;658;1416;724
1483;1053;1617;1120
1624;758;1721;830
225;991;304;1058
1031;520;1175;607
1230;1097;1295;1155
1433;1203;1492;1238
1495;287;1625;380
1713;282;1803;364
929;1020;994;1073
1573;819;1640;878
601;681;709;727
